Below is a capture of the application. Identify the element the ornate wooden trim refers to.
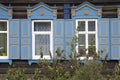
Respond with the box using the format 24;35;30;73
40;11;45;16
31;5;53;12
117;8;120;16
71;9;75;16
8;9;12;16
98;9;102;17
53;10;57;16
84;10;89;15
76;4;98;11
27;9;31;17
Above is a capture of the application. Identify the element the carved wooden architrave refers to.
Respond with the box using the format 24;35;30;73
40;11;45;16
8;9;12;16
53;9;57;17
27;9;31;17
98;9;102;17
117;8;120;16
84;10;89;15
71;9;75;16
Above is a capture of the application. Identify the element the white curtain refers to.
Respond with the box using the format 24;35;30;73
34;22;51;56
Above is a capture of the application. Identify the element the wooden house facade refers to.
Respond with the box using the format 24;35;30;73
0;0;120;65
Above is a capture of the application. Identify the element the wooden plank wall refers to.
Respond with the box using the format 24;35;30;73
0;0;119;18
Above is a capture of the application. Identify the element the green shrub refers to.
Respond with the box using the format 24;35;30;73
6;66;27;80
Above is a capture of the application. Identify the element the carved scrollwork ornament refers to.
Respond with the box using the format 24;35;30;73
8;9;12;16
98;9;102;17
84;10;89;15
40;11;45;16
27;10;31;17
71;9;75;16
53;10;57;17
117;8;120;16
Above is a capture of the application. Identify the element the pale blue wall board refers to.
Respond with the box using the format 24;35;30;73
65;20;74;59
110;19;120;59
21;20;31;59
54;20;64;58
9;20;20;59
111;45;120;59
98;19;110;60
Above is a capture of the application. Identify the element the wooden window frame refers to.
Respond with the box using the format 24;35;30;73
32;20;53;59
0;20;8;59
76;19;98;60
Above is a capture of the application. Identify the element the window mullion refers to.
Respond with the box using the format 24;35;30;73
86;21;88;54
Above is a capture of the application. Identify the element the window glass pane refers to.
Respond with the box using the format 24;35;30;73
88;46;96;56
35;35;50;56
78;21;85;31
34;22;51;31
0;22;7;31
88;21;95;31
88;34;95;45
0;33;7;56
78;34;85;45
78;46;86;56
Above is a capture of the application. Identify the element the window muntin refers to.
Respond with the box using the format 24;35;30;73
76;19;97;59
0;20;8;58
32;20;53;59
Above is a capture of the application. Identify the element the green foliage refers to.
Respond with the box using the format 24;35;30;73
40;47;43;58
5;24;120;80
6;66;27;80
56;48;64;58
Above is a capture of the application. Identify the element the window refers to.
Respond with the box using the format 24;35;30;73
0;20;8;59
32;20;53;59
76;19;97;60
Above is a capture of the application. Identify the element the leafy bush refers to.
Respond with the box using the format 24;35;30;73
5;24;120;80
6;66;27;80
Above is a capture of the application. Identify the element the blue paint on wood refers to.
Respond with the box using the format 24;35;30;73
9;20;20;59
21;20;31;59
98;19;110;60
65;20;74;59
28;2;57;20
64;4;70;19
0;3;12;19
113;46;119;57
54;20;64;58
113;21;118;35
23;23;28;35
110;18;120;60
71;1;102;19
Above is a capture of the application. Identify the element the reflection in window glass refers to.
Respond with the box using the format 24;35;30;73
78;34;85;45
88;46;96;56
78;46;86;56
88;34;95;45
0;34;7;56
78;21;85;31
88;21;95;31
34;22;51;31
0;22;7;31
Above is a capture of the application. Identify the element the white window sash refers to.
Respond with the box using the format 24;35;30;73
32;20;53;59
33;32;51;34
0;20;8;59
76;19;97;60
0;31;8;33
